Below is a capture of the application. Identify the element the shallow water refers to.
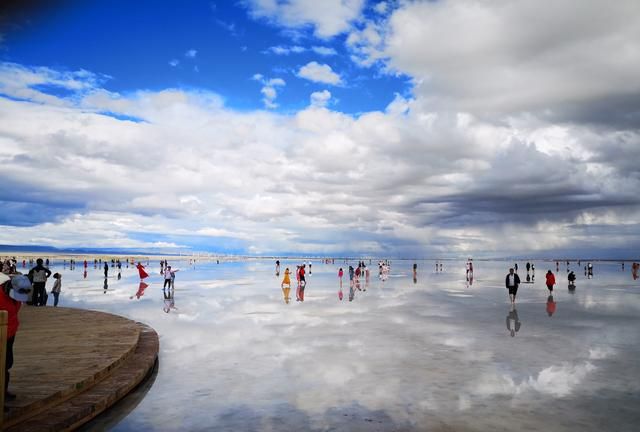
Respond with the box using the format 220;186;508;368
28;259;640;431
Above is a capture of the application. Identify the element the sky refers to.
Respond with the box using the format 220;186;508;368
0;0;639;258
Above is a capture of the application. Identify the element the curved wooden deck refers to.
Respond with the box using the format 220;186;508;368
2;307;159;431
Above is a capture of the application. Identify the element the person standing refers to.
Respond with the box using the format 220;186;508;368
275;260;280;275
1;273;31;401
28;258;51;306
163;266;176;289
51;273;62;306
545;270;556;293
103;262;109;278
505;268;520;304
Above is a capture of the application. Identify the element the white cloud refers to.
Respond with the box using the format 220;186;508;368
265;45;305;55
253;74;286;109
185;49;198;58
374;0;640;120
310;90;331;107
1;61;640;256
244;0;365;38
373;2;388;14
169;59;180;67
311;46;337;56
297;61;342;85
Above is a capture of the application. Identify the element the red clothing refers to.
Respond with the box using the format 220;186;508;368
546;273;556;286
136;263;149;279
0;287;21;337
546;299;557;316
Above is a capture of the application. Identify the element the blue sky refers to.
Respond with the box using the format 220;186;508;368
2;0;408;114
1;0;640;257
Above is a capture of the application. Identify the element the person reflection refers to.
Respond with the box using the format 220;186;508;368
118;271;121;280
632;262;639;280
282;285;291;304
103;277;108;294
163;287;177;313
83;270;87;279
131;282;149;300
349;281;355;302
506;304;521;337
546;295;556;317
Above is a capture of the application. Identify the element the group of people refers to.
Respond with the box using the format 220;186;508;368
0;257;66;403
280;264;307;302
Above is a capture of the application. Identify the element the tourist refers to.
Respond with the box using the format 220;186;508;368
136;262;149;280
0;273;32;401
545;270;555;293
298;264;306;301
51;273;62;306
505;268;520;303
163;266;178;289
568;271;576;288
348;266;354;281
103;262;108;278
275;260;280;274
338;267;344;283
281;268;291;289
28;258;51;307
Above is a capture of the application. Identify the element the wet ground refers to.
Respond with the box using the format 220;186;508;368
29;258;640;431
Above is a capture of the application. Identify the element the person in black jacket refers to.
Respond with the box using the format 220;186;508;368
28;258;51;306
505;268;521;304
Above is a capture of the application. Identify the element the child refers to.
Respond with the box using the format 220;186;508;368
51;273;62;306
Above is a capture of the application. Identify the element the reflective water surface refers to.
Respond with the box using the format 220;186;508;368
38;259;640;431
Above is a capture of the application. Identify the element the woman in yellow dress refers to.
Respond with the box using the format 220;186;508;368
281;268;291;303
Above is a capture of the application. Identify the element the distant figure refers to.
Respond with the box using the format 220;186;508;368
103;262;109;278
505;268;520;303
545;270;556;293
526;262;531;272
1;273;32;401
440;263;443;272
338;267;344;283
506;304;521;337
413;262;417;278
568;271;576;293
546;295;556;317
514;263;518;273
531;263;535;273
275;260;280;274
297;264;306;302
136;262;149;280
51;273;62;307
28;258;51;307
587;262;593;277
348;266;354;281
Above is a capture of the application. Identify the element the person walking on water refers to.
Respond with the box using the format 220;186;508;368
505;268;520;304
545;270;556;293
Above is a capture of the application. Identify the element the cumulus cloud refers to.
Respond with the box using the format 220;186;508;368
169;59;180;67
244;0;365;38
184;49;197;58
297;61;342;85
368;0;640;124
310;90;331;107
1;59;640;256
253;75;286;109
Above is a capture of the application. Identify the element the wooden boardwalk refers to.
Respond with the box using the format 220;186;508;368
2;307;159;431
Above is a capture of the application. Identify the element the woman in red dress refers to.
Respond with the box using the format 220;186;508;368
136;262;149;280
